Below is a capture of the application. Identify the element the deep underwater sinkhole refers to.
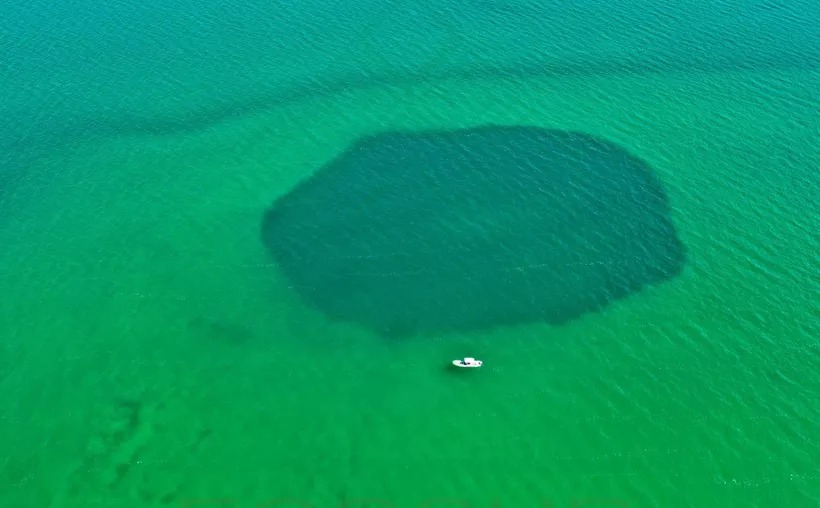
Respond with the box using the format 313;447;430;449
261;126;686;336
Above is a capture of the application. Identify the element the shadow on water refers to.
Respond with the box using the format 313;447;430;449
261;125;686;337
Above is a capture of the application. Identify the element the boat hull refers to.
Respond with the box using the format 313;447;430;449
452;360;482;368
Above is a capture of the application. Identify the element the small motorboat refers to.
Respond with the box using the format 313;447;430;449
453;357;483;368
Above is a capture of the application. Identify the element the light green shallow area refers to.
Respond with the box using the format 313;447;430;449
1;66;818;508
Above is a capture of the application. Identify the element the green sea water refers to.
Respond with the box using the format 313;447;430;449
1;0;819;507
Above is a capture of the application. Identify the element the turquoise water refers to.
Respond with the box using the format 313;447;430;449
1;0;819;506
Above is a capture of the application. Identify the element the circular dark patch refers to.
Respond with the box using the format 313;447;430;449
261;126;685;336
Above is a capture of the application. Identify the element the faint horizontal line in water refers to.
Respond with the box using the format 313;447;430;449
17;456;814;488
5;33;819;159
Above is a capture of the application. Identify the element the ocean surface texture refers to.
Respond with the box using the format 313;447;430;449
1;0;818;507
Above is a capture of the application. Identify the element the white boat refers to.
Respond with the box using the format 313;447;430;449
452;357;482;368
